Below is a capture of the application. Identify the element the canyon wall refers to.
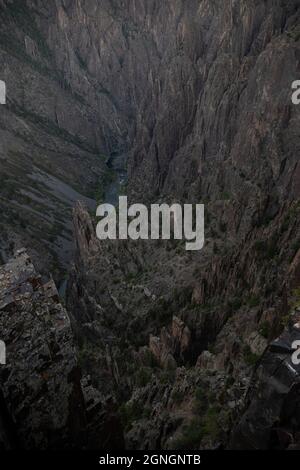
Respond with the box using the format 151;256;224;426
0;0;300;449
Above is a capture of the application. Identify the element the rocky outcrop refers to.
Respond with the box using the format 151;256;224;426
149;316;191;369
67;193;300;449
0;249;84;448
231;308;300;450
0;249;123;449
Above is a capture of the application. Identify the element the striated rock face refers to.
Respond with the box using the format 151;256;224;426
0;0;141;275
149;316;191;369
125;1;300;207
1;0;300;451
0;1;103;275
0;249;123;449
0;249;84;448
2;0;299;279
63;0;300;449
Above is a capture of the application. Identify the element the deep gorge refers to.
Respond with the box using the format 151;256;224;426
0;0;300;451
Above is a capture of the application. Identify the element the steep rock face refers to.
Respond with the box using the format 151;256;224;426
128;1;300;207
1;0;300;450
0;249;84;448
64;1;300;450
69;191;295;449
67;203;198;393
231;308;300;450
0;0;151;274
1;0;299;275
0;249;123;449
0;1;97;274
3;0;298;278
149;316;191;369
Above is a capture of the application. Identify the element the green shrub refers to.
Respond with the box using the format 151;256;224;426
254;239;278;260
174;406;220;449
219;221;227;233
243;345;260;366
225;376;235;388
172;389;185;404
160;368;176;385
119;401;143;431
135;367;152;387
291;287;300;309
202;407;219;438
193;387;208;413
173;419;204;450
259;321;270;339
227;297;242;312
219;192;231;201
247;295;260;308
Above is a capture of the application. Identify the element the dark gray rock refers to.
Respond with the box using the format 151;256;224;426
231;311;300;450
0;249;123;449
